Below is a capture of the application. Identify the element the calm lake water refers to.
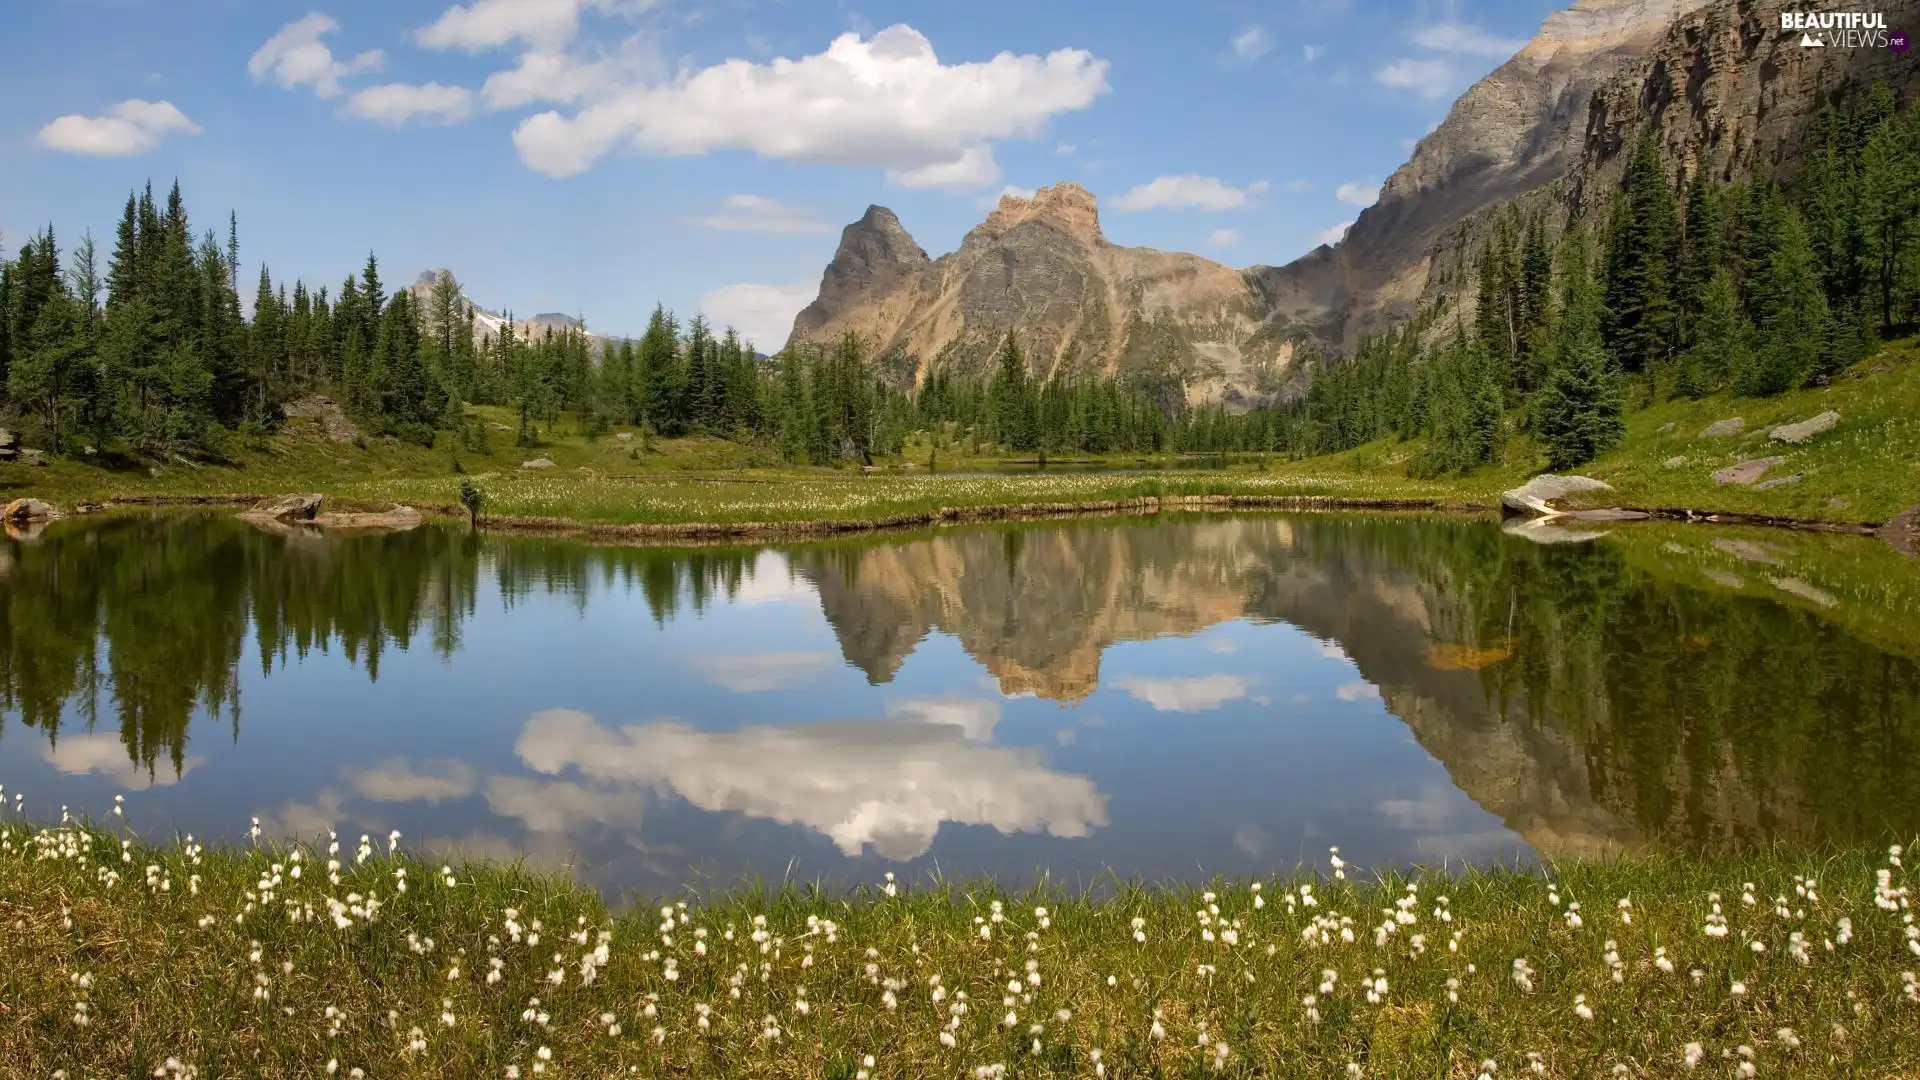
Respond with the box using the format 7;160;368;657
3;511;1918;901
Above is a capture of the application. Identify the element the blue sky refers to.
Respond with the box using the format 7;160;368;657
2;0;1561;346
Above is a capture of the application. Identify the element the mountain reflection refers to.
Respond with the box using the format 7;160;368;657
4;509;1920;862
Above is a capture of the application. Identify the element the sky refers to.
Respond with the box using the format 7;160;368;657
1;0;1564;347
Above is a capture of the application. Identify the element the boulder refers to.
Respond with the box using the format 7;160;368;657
520;458;557;470
1700;418;1745;438
1499;474;1613;517
1768;410;1839;445
492;423;513;432
1753;473;1803;491
1881;506;1920;558
15;448;47;466
0;427;16;449
1657;422;1676;434
241;493;323;522
3;497;61;522
1663;455;1688;469
1711;456;1785;486
614;432;634;441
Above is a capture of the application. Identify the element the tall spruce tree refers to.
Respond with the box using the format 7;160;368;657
1602;133;1681;375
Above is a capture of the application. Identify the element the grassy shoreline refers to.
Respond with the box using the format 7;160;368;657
2;813;1916;1078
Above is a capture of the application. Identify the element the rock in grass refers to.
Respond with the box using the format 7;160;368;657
1769;410;1839;445
1700;417;1745;437
1499;474;1613;517
240;493;322;522
3;498;61;522
521;458;557;469
1663;455;1688;469
1711;456;1785;486
1882;506;1920;557
1754;473;1803;490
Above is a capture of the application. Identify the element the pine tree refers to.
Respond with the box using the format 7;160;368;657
1602;133;1681;374
1745;209;1830;395
1677;268;1751;397
989;334;1037;452
1676;168;1725;351
1534;336;1626;470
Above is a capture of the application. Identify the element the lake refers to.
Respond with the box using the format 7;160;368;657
3;510;1917;902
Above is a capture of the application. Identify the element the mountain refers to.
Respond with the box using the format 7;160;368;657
788;0;1917;392
406;270;601;346
787;184;1298;411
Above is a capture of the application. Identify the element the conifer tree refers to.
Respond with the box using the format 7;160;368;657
1602;133;1681;374
1745;209;1830;395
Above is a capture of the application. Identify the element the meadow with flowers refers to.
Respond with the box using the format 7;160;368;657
3;792;1916;1078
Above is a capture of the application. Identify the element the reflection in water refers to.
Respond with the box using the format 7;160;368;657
3;510;1919;896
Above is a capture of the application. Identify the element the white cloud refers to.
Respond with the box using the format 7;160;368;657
1204;637;1241;654
509;25;1108;181
1335;680;1382;702
692;649;839;692
1376;57;1453;99
1284;178;1314;193
1112;174;1267;212
511;706;1105;860
1232;26;1272;61
690;194;831;235
1335;180;1380;207
1312;221;1352;246
1302;43;1326;61
1316;640;1349;660
698;280;817;353
344;82;475;126
41;734;202;789
977;183;1037;209
416;0;615;51
36;99;201;156
731;552;818;605
248;13;384;99
482;44;656;108
1055;141;1075;155
1410;23;1524;58
885;145;1001;190
887;697;1001;743
1208;228;1240;248
1113;674;1252;713
345;758;477;802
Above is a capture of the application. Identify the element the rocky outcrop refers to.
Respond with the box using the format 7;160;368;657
1882;507;1920;557
787;183;1297;410
3;498;61;522
1770;411;1840;445
240;493;323;523
1712;457;1786;486
313;505;423;531
1500;474;1614;516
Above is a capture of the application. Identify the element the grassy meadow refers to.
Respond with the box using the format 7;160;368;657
1;800;1916;1078
3;338;1918;535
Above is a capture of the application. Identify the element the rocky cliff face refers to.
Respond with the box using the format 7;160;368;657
787;184;1298;410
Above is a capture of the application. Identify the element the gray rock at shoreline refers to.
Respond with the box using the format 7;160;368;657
240;493;323;523
1881;506;1920;557
3;497;61;522
1500;474;1613;517
1769;410;1839;445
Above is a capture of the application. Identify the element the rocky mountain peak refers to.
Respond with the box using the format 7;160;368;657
977;182;1103;245
789;203;931;342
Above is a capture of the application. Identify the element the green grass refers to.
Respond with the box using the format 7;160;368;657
5;340;1918;533
3;806;1916;1079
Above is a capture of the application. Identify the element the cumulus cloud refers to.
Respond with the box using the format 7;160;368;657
697;280;817;354
1208;228;1240;248
37;100;201;156
692;650;839;692
1112;674;1252;713
482;45;651;108
1055;141;1075;155
1312;220;1354;246
1112;174;1268;212
509;25;1108;181
345;758;478;802
730;552;818;605
1411;23;1525;57
887;697;1001;743
511;707;1105;860
1232;26;1272;61
1302;43;1327;61
248;13;384;99
1335;681;1382;702
415;0;622;51
1335;180;1380;207
41;734;202;789
1376;57;1454;99
344;82;475;126
690;194;831;235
